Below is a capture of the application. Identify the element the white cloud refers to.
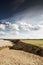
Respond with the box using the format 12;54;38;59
37;24;43;29
0;21;43;39
9;30;19;35
0;5;43;39
0;21;43;32
17;22;30;31
4;22;19;31
5;22;11;25
0;24;5;30
0;31;5;35
30;25;40;30
17;22;41;31
0;22;19;37
8;22;43;31
10;24;19;31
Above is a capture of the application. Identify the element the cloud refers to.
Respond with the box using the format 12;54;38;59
0;31;5;35
0;21;43;32
0;24;5;30
0;22;19;37
0;21;43;39
37;24;43;29
10;24;19;31
30;25;40;30
0;5;43;39
17;22;41;31
17;22;30;31
9;30;19;35
5;22;11;25
1;22;19;31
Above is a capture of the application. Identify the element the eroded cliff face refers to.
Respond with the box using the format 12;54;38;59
0;39;43;56
8;39;43;56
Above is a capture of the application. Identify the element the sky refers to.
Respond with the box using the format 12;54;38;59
0;0;43;39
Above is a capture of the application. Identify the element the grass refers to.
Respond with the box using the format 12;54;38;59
21;39;43;48
0;39;43;50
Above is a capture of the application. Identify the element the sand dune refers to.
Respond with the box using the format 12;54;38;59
0;48;43;65
0;39;43;65
0;40;13;47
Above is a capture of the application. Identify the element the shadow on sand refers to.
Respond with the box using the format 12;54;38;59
4;39;43;57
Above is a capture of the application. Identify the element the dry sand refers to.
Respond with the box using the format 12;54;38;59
0;40;13;47
0;48;43;65
0;40;43;65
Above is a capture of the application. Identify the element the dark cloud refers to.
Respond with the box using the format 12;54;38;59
0;0;43;20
